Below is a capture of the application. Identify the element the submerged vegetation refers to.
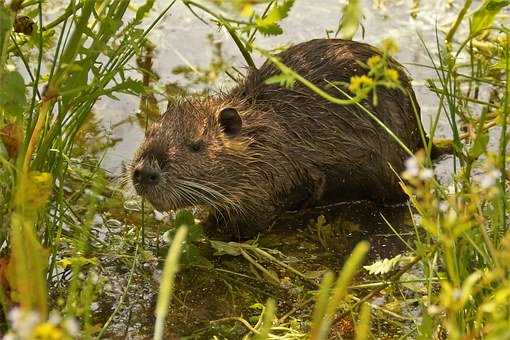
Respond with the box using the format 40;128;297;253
0;0;509;338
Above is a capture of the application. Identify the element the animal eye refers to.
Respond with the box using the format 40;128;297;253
188;141;204;152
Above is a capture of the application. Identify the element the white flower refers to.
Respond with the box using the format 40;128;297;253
480;169;502;189
89;270;100;284
8;308;40;338
438;201;449;213
2;333;16;340
48;310;62;325
90;302;99;312
63;317;80;336
447;184;456;195
427;304;441;315
154;210;167;221
419;168;434;180
403;157;420;178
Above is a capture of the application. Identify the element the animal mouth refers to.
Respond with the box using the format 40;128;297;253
130;179;173;211
132;172;234;213
134;182;197;212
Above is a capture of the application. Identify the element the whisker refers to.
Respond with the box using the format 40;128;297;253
173;181;232;223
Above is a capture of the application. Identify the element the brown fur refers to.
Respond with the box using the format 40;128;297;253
132;39;423;237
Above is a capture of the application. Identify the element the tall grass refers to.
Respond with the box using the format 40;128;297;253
0;0;177;336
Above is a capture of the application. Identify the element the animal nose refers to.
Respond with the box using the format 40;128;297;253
133;165;161;187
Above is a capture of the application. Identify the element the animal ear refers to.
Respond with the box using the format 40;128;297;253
218;107;242;136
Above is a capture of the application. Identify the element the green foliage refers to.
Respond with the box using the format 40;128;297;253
255;0;295;36
0;5;13;32
336;0;362;40
471;0;510;35
0;67;26;118
354;303;371;340
210;240;243;256
264;72;296;88
363;254;405;276
0;0;509;338
0;0;178;337
253;299;276;340
0;5;14;60
165;210;210;267
135;0;156;21
309;242;369;339
154;226;187;340
8;210;49;317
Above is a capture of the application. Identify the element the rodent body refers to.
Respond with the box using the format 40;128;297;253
132;39;424;237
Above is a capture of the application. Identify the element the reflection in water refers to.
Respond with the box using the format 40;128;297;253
275;200;413;261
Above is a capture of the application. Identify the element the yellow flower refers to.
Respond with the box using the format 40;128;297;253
57;258;73;269
15;171;53;211
240;4;254;16
367;55;382;69
384;69;400;82
380;38;399;55
32;323;64;340
348;75;374;92
32;172;52;185
497;34;509;47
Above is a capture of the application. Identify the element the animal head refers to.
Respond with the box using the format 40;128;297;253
130;97;264;214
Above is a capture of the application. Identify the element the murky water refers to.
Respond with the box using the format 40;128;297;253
98;0;468;173
97;200;418;338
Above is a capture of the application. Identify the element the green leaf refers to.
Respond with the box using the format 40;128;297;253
468;133;489;159
265;73;296;88
0;4;13;56
363;254;405;275
0;5;13;32
187;224;204;241
255;0;295;36
154;226;187;340
135;0;156;22
254;299;276;340
210;240;242;256
165;209;203;242
399;272;427;294
175;209;195;228
336;0;362;40
7;214;49;317
416;312;435;340
0;67;27;118
102;78;146;97
180;243;212;267
250;303;265;311
471;0;510;34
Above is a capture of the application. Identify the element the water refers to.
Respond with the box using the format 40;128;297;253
98;0;468;173
89;1;475;337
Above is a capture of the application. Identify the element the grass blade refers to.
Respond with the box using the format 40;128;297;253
153;226;188;340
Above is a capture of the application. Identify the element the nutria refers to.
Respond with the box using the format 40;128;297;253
131;39;424;237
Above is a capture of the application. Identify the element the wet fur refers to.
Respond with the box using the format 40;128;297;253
132;39;423;237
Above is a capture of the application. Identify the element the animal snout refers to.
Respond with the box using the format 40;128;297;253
133;164;161;188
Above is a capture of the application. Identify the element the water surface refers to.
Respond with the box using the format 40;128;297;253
99;0;465;173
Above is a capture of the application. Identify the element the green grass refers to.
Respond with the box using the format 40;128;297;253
0;0;509;338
